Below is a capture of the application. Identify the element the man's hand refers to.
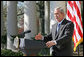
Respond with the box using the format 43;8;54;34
35;33;42;40
46;41;56;48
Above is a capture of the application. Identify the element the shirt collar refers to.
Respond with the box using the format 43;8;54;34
58;19;64;25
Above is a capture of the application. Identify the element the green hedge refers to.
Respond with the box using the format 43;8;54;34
1;49;23;56
1;49;50;56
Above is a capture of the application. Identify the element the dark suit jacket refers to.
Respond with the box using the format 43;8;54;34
43;19;74;56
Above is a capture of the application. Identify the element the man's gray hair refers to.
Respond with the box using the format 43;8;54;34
54;7;64;14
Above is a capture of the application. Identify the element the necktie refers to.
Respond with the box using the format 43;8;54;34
57;23;60;32
55;23;60;36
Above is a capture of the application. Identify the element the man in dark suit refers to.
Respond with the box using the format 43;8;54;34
35;7;74;56
13;7;74;56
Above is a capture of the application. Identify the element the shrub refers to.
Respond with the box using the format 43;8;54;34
1;49;23;56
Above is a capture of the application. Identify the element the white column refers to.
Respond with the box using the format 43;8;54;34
1;1;4;36
24;1;37;39
7;1;18;51
45;1;50;34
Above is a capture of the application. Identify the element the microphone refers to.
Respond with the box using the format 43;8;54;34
23;30;31;34
19;30;31;38
10;30;31;38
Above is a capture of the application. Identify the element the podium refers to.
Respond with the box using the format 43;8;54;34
20;39;47;56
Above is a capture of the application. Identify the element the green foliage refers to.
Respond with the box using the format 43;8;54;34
1;34;7;45
38;48;50;56
1;49;23;56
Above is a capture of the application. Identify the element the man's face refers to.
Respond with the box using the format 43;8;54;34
54;9;64;22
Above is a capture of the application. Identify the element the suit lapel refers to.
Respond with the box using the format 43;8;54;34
52;23;58;40
55;24;64;39
55;19;66;39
